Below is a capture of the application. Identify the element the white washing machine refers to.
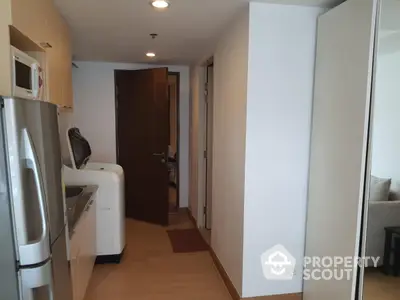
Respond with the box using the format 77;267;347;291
63;128;125;262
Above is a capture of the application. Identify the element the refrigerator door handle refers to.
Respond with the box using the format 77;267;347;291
20;260;54;300
19;128;50;266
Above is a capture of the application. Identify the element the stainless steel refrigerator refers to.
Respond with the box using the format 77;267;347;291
0;97;72;300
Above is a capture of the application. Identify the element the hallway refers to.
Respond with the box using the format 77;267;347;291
84;212;231;300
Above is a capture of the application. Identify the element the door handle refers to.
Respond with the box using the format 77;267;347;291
20;129;50;266
152;152;166;163
152;152;165;157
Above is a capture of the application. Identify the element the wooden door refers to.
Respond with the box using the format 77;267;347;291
116;68;169;226
303;0;379;299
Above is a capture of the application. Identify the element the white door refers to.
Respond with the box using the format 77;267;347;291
303;0;379;299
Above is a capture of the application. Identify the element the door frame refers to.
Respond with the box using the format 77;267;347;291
168;71;181;209
357;0;382;297
114;69;181;210
197;57;214;230
204;62;213;229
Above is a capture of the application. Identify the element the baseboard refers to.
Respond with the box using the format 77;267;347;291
185;209;302;300
212;246;303;300
242;293;302;300
209;247;241;300
95;248;125;264
185;208;238;299
186;208;197;227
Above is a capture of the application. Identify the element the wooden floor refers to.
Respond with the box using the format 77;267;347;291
364;270;400;300
83;210;400;300
84;211;231;300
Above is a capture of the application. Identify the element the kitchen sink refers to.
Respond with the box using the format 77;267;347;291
65;185;98;235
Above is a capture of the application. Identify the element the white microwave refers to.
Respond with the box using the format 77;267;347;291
11;46;44;100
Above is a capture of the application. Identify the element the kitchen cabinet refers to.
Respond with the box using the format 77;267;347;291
58;20;74;109
70;221;81;300
10;0;49;43
70;198;97;300
0;1;12;96
0;0;73;108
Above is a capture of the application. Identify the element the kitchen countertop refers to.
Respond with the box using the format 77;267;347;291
65;185;98;238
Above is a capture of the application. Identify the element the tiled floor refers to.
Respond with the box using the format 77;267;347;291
364;270;400;300
84;211;231;300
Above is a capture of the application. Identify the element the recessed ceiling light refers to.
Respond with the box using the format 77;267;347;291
146;52;156;58
151;0;169;9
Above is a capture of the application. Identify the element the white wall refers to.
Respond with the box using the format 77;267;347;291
241;3;323;297
211;8;249;295
191;2;322;297
371;51;400;181
71;62;190;207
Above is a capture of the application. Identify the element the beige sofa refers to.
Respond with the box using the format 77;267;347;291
365;200;400;266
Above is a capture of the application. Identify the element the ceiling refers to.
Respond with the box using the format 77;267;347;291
55;0;344;65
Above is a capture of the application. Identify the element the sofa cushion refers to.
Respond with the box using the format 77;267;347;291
369;176;391;202
389;180;400;201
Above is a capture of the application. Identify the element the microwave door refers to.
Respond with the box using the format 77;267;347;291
2;98;50;266
11;46;39;100
13;60;34;99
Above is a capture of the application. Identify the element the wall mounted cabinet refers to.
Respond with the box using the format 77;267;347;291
0;0;73;108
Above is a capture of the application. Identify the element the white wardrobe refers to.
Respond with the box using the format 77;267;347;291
304;0;400;299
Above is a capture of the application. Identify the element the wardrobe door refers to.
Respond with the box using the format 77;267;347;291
303;0;379;300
